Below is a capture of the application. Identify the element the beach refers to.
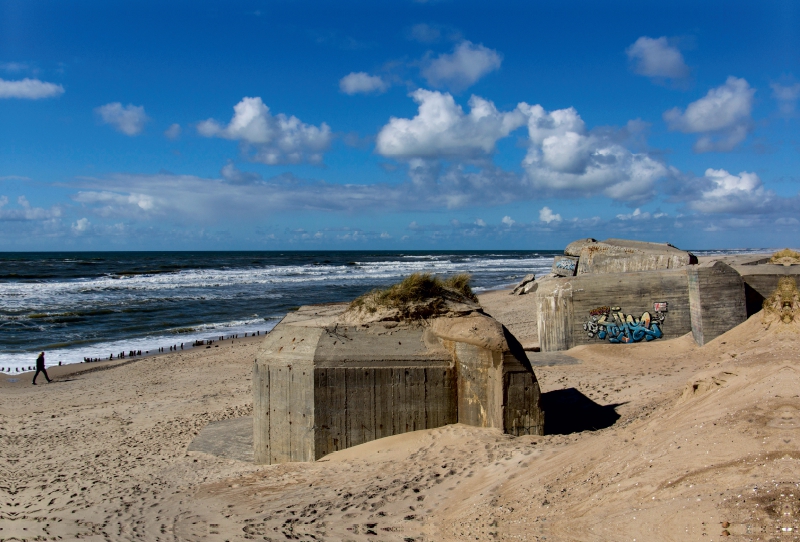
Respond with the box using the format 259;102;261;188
0;251;559;373
3;287;795;540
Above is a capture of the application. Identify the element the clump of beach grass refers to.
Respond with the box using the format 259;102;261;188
770;248;800;266
348;272;478;321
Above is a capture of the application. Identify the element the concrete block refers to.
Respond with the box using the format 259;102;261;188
564;238;597;257
535;279;575;352
576;238;696;275
688;261;747;346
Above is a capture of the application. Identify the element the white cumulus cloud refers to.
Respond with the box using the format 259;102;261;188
421;40;502;90
197;97;332;165
72;217;90;233
501;215;515;227
378;93;667;204
95;103;149;136
539;206;562;223
626;36;689;79
521;104;668;202
376;89;527;159
0;77;64;99
688;168;772;214
339;72;388;95
663;77;754;152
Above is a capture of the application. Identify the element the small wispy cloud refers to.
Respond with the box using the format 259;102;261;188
339;72;389;95
626;36;689;80
771;82;800;116
0;77;64;99
0;195;61;221
164;123;181;140
95;103;149;136
421;40;502;91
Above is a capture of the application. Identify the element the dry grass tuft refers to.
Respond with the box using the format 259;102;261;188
349;272;477;320
770;248;800;266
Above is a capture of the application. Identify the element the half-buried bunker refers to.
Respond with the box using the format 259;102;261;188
253;274;544;465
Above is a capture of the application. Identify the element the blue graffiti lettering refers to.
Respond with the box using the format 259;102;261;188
556;259;576;270
583;307;665;344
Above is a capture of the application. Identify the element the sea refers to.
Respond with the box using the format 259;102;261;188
0;248;774;373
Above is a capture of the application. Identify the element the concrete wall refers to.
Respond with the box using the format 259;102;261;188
535;269;692;352
733;265;800;299
445;332;542;436
534;279;574;352
688;261;747;346
500;329;545;436
253;325;323;465
313;366;457;459
254;305;543;465
576;239;696;275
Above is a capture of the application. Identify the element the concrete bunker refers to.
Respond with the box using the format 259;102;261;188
253;275;544;465
532;241;800;351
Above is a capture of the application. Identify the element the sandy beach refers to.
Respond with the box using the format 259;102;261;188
2;294;798;541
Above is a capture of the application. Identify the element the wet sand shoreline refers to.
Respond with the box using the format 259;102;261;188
0;333;265;389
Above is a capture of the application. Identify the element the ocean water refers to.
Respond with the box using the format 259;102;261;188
0;250;560;372
0;248;776;373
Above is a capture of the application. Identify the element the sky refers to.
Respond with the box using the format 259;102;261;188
1;0;799;251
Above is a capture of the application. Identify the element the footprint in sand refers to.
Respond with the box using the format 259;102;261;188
172;513;211;541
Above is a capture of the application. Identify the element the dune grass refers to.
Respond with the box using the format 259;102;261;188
770;248;800;265
349;272;477;317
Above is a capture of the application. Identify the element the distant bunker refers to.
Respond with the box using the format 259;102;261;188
253;274;544;465
253;243;800;465
533;239;800;351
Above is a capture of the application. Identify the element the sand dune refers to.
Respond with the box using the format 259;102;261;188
2;311;798;541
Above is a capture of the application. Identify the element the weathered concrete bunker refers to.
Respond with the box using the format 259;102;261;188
253;303;544;465
531;240;799;351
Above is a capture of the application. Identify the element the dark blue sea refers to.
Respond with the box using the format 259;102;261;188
0;248;772;372
0;250;563;372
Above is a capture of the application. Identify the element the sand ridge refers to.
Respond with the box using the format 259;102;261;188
2;313;799;541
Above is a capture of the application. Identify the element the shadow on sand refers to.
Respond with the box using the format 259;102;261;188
541;388;623;435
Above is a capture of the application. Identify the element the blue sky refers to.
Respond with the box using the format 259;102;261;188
1;0;799;250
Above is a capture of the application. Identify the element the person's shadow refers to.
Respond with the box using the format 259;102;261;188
541;388;624;434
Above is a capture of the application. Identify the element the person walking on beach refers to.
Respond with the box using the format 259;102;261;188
32;351;52;385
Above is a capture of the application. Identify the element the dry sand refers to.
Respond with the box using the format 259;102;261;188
2;308;799;541
478;289;540;350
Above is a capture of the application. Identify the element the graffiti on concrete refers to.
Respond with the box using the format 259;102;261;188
555;258;577;271
552;255;579;277
583;305;666;343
